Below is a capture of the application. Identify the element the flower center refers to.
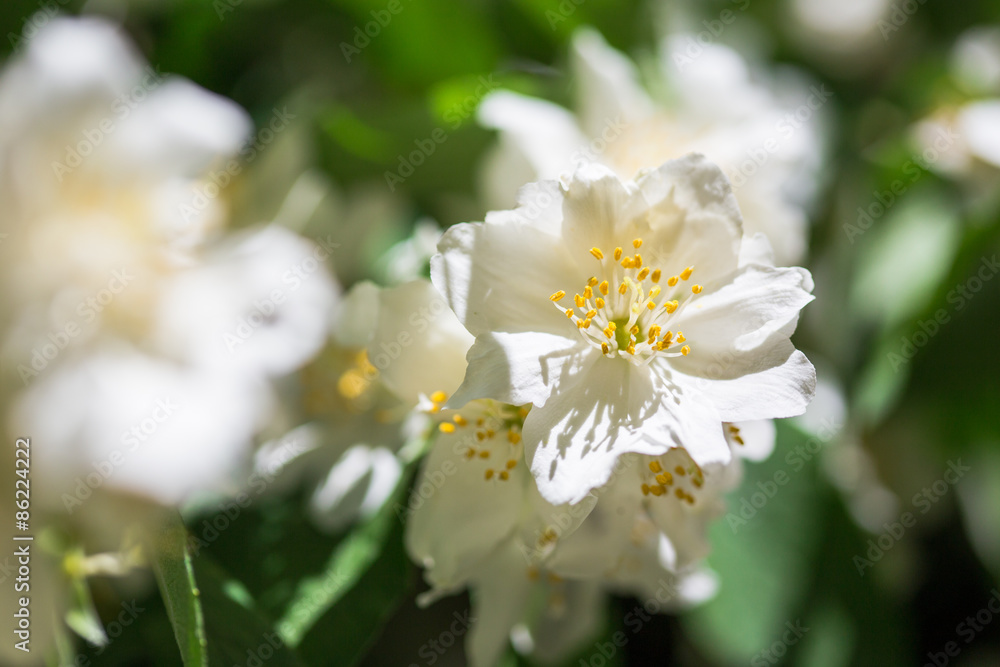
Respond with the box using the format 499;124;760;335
435;399;527;483
640;450;704;505
549;238;702;365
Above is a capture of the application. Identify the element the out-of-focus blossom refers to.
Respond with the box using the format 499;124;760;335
0;17;337;509
913;26;1000;204
433;158;816;506
787;0;895;66
478;27;823;265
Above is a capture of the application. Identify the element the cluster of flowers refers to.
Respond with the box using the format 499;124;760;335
0;15;824;667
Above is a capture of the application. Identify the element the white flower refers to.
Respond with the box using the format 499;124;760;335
432;157;815;506
0;18;336;508
478;28;823;265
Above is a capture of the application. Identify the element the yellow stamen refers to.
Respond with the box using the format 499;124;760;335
508;430;521;444
681;345;690;356
692;284;703;294
676;332;685;343
601;342;610;355
430;391;447;403
506;459;517;470
565;309;574;318
650;485;664;496
633;253;642;268
667;276;679;287
485;469;494;480
649;461;662;473
664;300;679;313
680;266;693;280
586;309;597;318
549;290;566;302
621;256;634;269
641;483;650;496
588;276;599;287
574;294;585;307
637;267;650;281
599;280;609;295
439;422;456;434
595;298;605;309
614;247;623;261
651;269;662;283
499;470;510;481
590;247;604;260
675;466;686;476
479;450;490;459
618;282;628;295
583;286;593;299
633;238;643;249
453;415;467;426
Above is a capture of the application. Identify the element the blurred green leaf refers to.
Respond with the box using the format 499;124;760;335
850;188;961;331
194;556;304;667
65;556;109;648
275;460;417;664
150;514;208;667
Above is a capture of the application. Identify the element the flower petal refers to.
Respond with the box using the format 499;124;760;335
524;357;727;505
447;332;585;410
431;220;581;336
372;279;474;405
571;27;654;137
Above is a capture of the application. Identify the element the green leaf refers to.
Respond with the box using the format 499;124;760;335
849;188;961;331
149;513;208;667
193;556;304;667
276;462;415;648
682;420;826;663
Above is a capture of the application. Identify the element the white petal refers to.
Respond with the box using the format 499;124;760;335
405;406;527;590
638;155;743;284
333;281;380;349
958;100;1000;168
371;279;474;405
431;219;581;336
525;357;725;505
15;348;268;507
107;78;251;177
466;539;535;667
571;27;654;137
154;225;338;378
525;580;605;664
448;332;586;410
559;162;647;258
308;445;401;532
477;91;588;181
731;419;777;462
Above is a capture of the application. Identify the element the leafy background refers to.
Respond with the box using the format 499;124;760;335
4;0;1000;664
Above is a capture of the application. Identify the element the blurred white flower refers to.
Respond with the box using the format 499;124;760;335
433;158;815;506
912;26;1000;204
0;17;337;508
478;27;824;265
